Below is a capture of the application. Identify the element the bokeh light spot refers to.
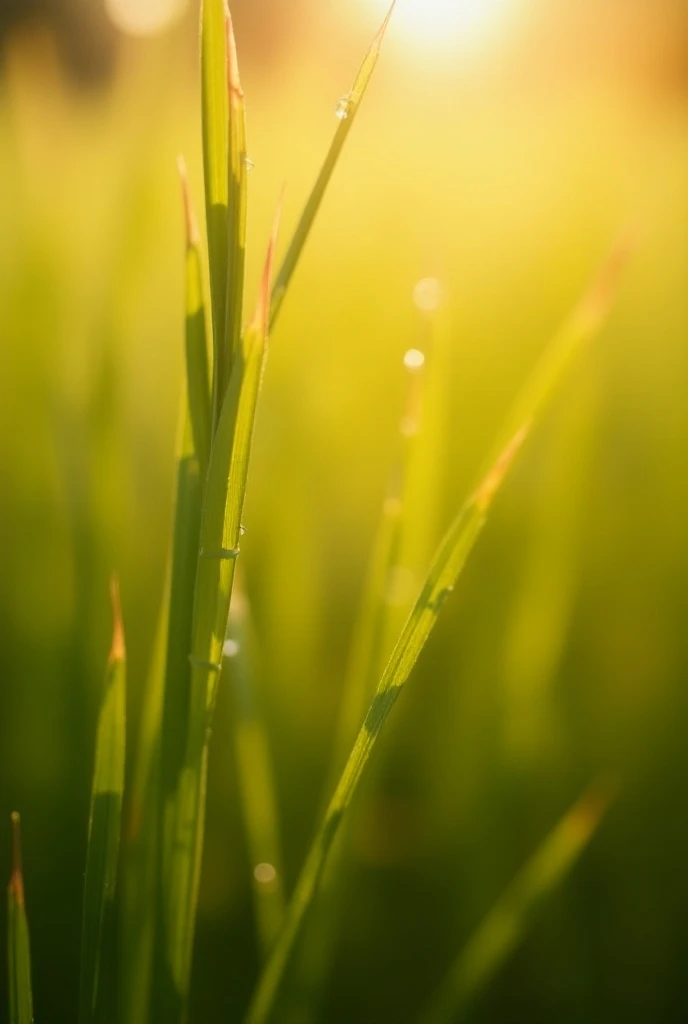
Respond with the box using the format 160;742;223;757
105;0;189;37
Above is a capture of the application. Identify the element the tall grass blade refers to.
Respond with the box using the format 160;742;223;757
201;0;229;394
419;781;617;1024
120;586;169;1024
7;813;34;1024
154;408;204;1024
270;1;396;328
222;9;248;410
224;585;285;956
245;240;629;1024
179;157;212;476
79;575;126;1024
160;208;280;1016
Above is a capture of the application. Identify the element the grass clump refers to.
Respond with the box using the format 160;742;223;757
4;2;630;1022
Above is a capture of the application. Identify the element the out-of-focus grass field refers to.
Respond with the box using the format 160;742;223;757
1;0;687;1020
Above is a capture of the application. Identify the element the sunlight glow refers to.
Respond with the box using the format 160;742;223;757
105;0;188;37
369;0;511;49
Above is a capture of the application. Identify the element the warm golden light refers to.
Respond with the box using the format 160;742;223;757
105;0;188;36
369;0;511;48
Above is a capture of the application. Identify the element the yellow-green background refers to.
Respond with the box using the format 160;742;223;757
1;0;687;1020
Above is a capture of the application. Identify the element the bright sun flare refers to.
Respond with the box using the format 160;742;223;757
370;0;510;48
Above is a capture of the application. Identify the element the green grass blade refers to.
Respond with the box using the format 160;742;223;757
160;210;280;1013
79;576;126;1024
179;157;212;477
330;346;428;782
201;0;229;395
330;489;402;780
7;814;34;1024
224;585;285;956
419;781;617;1024
221;9;248;410
154;408;204;1024
269;1;396;328
245;241;629;1024
120;584;169;1024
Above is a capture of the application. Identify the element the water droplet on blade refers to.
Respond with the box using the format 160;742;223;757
244;156;255;172
335;95;352;121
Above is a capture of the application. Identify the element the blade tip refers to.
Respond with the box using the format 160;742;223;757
9;812;24;906
109;573;126;663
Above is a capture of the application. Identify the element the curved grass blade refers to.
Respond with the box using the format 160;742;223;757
7;813;33;1024
79;576;126;1024
269;1;396;328
201;0;229;389
179;157;212;477
419;781;617;1024
245;239;630;1024
224;585;285;956
160;207;280;1014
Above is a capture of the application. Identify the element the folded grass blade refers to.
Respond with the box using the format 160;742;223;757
419;781;617;1024
245;240;629;1024
79;576;126;1024
201;0;229;391
270;1;396;328
7;813;33;1024
160;208;280;1014
178;157;212;477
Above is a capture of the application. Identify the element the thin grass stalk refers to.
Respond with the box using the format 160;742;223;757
120;592;168;1024
245;240;630;1024
381;306;451;659
179;158;212;476
222;10;248;406
79;576;126;1024
153;180;210;1023
7;813;33;1024
160;213;279;1016
224;585;285;956
201;0;229;394
270;1;396;329
330;347;427;787
419;781;617;1024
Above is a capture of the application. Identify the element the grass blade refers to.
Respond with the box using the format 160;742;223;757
270;1;396;328
224;585;285;956
419;781;617;1024
221;8;248;412
160;208;280;1013
245;240;629;1024
79;576;126;1024
201;0;229;393
153;407;204;1024
120;595;167;1024
179;157;212;477
7;814;34;1024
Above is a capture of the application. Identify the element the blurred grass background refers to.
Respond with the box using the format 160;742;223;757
0;0;687;1020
